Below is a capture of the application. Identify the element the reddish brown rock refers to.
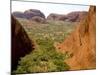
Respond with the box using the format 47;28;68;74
31;16;45;23
24;9;45;19
12;11;26;19
47;11;87;22
65;11;87;22
55;6;96;70
11;16;34;71
47;13;64;21
12;9;45;23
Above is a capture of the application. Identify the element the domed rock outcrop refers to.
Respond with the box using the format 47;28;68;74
31;16;45;23
47;11;87;22
12;11;26;18
65;11;87;22
24;9;45;19
47;13;64;21
12;9;46;23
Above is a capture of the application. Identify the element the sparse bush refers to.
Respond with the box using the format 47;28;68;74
14;18;76;73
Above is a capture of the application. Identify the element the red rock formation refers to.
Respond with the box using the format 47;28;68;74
55;6;96;70
47;13;64;21
11;16;34;71
31;16;45;23
12;9;45;23
47;11;87;22
24;9;45;19
12;11;26;19
65;11;87;22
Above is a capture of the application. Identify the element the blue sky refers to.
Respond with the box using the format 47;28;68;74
12;1;90;17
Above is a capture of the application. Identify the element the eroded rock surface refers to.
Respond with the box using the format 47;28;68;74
55;6;96;70
11;16;34;70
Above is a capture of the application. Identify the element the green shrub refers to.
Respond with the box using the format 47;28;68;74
14;39;70;73
13;19;75;73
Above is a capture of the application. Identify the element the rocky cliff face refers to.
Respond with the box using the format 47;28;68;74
47;11;87;22
55;6;96;70
11;16;34;70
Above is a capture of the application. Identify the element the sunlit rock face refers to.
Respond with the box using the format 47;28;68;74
55;6;96;70
11;16;34;71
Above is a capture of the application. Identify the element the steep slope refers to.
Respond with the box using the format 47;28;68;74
55;6;96;70
11;16;34;71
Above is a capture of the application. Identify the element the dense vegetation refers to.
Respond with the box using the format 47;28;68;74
14;18;76;73
14;39;70;73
